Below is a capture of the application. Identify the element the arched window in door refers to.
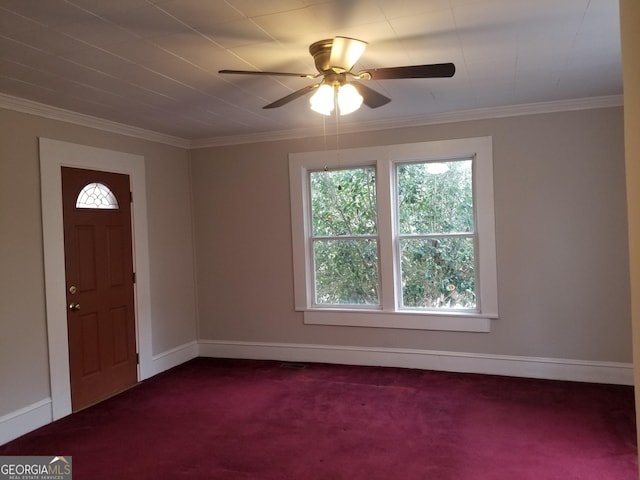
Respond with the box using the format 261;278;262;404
75;182;119;209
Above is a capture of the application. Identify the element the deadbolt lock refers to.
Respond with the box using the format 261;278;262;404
69;285;78;295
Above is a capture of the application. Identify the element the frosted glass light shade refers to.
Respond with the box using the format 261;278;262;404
310;84;335;115
329;37;367;72
337;83;363;115
310;83;363;116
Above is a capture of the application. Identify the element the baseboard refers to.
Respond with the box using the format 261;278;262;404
2;340;630;447
1;341;198;447
198;340;634;385
146;340;199;379
0;398;52;445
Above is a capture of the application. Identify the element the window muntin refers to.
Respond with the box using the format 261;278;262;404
289;137;497;332
76;182;119;209
309;167;379;306
396;159;477;310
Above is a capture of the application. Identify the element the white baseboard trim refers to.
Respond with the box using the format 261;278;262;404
2;340;631;447
1;341;199;446
0;398;52;446
198;340;634;385
147;340;199;379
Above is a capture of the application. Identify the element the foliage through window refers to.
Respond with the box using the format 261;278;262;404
397;160;476;310
289;137;497;332
310;167;379;306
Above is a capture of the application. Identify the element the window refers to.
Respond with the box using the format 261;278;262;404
310;167;379;306
396;160;475;310
289;137;497;332
76;182;119;209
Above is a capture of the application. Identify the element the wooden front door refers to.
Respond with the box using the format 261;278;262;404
61;167;138;411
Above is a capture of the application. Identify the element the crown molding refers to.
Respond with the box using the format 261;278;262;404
0;93;190;149
0;92;623;150
189;95;624;149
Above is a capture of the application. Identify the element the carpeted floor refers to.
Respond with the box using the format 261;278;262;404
1;358;637;479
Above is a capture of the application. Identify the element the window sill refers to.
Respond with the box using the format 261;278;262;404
302;309;494;333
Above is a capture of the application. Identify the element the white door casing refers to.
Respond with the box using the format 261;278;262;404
39;138;153;420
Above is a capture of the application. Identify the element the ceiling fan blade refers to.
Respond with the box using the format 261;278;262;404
352;82;391;109
263;84;320;109
219;69;315;78
329;36;367;72
361;63;456;80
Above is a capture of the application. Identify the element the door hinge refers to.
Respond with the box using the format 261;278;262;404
130;191;133;203
136;353;139;364
132;272;136;284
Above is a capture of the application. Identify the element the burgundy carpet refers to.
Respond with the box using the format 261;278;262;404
1;358;636;479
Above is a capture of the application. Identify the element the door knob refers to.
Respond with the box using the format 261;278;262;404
68;303;81;311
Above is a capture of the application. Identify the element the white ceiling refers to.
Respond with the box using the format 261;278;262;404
0;0;622;143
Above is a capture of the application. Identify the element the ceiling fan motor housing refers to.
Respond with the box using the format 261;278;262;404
309;39;334;73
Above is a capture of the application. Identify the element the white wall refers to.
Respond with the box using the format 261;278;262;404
0;101;631;444
0;108;198;430
191;107;631;367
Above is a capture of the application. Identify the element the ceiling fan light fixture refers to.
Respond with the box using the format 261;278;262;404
310;84;335;115
221;37;455;112
337;83;363;115
310;83;363;116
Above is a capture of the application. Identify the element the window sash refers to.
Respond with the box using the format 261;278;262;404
396;234;478;312
309;166;378;237
394;157;478;312
311;237;381;307
395;158;475;236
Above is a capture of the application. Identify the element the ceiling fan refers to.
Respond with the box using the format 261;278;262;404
219;36;455;115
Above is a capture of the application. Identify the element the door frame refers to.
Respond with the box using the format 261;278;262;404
40;138;152;420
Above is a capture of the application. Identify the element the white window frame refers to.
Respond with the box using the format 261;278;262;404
289;137;498;333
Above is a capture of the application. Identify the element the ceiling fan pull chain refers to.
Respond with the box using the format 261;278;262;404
334;97;344;191
323;113;328;163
